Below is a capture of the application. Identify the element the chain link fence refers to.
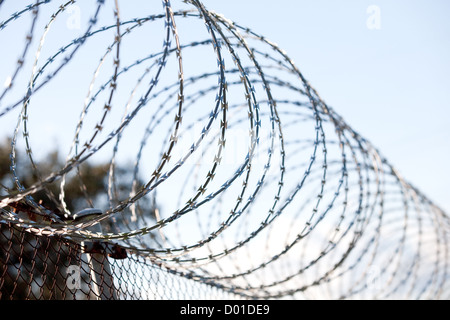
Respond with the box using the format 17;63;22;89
0;222;243;300
0;0;449;300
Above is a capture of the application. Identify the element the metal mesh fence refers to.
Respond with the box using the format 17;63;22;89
0;222;243;300
0;0;449;300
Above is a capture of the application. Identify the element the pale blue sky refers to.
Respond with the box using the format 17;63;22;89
204;0;450;213
0;0;449;213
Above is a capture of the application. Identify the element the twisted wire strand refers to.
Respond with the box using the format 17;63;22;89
0;0;448;299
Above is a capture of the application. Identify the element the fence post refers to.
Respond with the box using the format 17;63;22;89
76;209;118;300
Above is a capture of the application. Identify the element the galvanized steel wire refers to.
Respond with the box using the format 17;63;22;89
0;0;449;299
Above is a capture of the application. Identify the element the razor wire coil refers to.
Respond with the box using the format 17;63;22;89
0;0;449;300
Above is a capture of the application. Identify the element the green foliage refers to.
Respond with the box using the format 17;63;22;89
0;138;154;299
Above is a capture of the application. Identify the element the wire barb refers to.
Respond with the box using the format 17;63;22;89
0;0;448;300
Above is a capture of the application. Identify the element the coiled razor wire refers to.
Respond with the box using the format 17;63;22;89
0;0;449;299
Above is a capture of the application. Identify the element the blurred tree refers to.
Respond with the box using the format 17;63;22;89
0;138;155;299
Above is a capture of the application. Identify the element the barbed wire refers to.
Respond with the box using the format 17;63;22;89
0;0;448;299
